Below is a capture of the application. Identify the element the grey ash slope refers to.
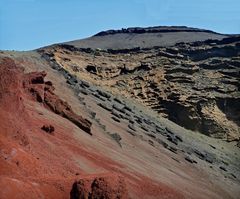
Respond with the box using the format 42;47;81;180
65;26;228;50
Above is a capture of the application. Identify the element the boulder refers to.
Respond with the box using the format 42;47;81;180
111;117;121;123
128;124;136;131
70;174;128;199
98;103;112;112
41;125;55;134
185;156;197;164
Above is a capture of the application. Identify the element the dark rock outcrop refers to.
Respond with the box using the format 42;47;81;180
95;26;221;36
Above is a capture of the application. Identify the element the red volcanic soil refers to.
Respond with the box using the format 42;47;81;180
0;57;183;198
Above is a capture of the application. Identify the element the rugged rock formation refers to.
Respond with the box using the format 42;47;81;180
0;57;92;135
39;36;240;141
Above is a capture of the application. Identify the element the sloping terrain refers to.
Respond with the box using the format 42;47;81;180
0;26;240;199
65;26;228;49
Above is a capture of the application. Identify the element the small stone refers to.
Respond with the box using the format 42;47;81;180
219;166;227;172
97;89;111;99
209;144;216;149
185;156;196;164
147;133;156;139
111;117;121;123
41;125;55;134
140;125;149;132
128;124;136;131
111;110;123;119
127;130;136;136
167;134;178;145
98;103;112;111
168;146;178;154
194;149;205;160
230;173;236;179
113;98;124;104
148;140;154;146
79;89;88;95
175;135;183;142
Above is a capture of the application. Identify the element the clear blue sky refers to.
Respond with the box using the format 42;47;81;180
1;0;240;51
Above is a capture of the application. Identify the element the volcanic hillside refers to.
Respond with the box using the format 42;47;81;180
0;26;240;199
65;26;228;49
44;27;240;142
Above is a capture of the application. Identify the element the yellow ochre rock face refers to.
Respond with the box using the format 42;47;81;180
39;34;240;142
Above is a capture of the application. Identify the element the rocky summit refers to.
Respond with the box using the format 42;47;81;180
0;26;240;199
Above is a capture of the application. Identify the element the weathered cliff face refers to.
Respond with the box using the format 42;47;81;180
39;36;240;141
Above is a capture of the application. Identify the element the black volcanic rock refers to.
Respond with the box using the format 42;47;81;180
94;26;220;36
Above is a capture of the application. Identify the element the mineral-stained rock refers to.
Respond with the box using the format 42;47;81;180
43;84;92;135
0;57;92;149
1;57;92;135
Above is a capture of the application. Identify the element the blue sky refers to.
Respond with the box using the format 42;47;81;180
1;0;240;50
